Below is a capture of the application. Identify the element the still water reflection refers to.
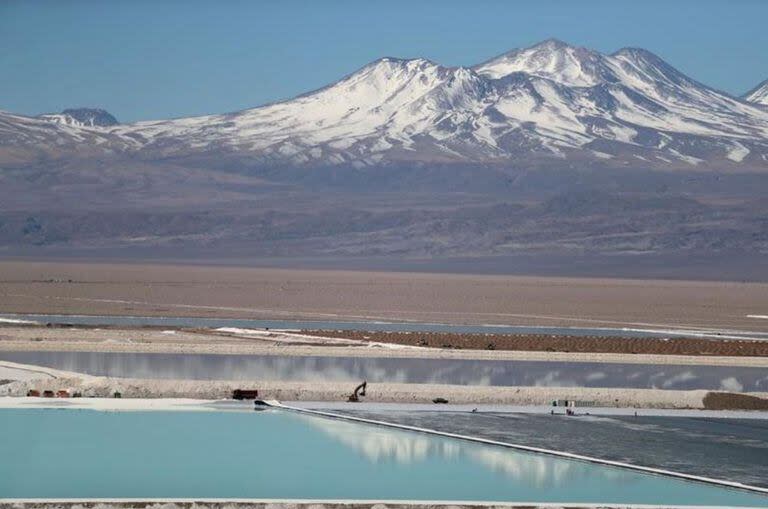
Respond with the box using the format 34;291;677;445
2;350;766;391
7;312;762;339
296;412;628;488
1;408;766;506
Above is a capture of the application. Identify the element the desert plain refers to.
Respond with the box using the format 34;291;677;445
1;260;767;332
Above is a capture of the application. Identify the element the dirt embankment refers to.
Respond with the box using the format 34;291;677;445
0;374;721;409
704;392;768;410
302;330;768;357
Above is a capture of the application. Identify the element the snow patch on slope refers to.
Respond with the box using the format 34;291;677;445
744;79;768;106
726;141;750;162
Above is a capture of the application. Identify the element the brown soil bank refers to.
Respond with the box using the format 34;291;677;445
303;330;768;357
705;392;768;410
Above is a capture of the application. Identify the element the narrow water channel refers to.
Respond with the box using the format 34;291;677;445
7;312;767;339
2;350;766;391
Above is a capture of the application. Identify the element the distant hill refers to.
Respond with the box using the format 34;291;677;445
0;40;766;274
38;108;119;127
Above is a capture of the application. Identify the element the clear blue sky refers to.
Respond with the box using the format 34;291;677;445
2;0;767;123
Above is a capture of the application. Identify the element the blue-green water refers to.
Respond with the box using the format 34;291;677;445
1;409;767;505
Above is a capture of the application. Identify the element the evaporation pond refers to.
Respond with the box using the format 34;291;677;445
1;408;767;506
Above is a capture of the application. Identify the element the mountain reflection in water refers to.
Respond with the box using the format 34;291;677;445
295;412;629;488
2;350;767;391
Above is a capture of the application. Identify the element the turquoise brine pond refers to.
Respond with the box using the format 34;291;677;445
1;409;766;506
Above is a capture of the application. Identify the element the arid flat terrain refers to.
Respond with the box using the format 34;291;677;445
1;261;768;332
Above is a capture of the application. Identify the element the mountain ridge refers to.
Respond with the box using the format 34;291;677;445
1;40;767;264
744;79;768;106
38;108;119;128
3;39;768;172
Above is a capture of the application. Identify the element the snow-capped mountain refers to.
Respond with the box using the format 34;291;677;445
3;40;768;169
38;108;119;127
744;79;768;106
0;109;129;165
